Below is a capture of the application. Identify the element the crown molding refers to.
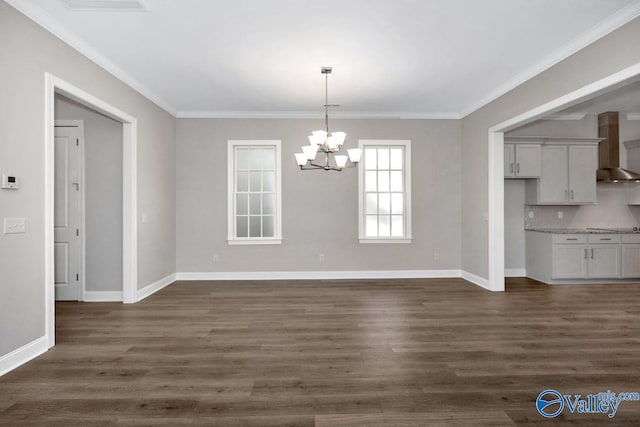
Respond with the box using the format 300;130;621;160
4;0;177;117
175;110;461;119
459;0;640;118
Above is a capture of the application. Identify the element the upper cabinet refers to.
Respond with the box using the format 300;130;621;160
504;141;541;178
520;137;600;205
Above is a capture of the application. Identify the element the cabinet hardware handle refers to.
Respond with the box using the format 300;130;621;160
591;248;594;259
510;163;513;173
600;238;612;241
516;163;520;174
570;189;574;200
584;248;588;259
565;189;568;200
566;238;578;241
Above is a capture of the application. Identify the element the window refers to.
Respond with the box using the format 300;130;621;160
227;140;282;244
358;140;411;243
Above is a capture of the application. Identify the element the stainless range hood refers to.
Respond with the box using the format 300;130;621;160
597;112;640;182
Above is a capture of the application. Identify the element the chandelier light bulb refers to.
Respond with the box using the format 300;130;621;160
334;155;348;169
332;131;346;146
347;148;362;163
295;152;308;166
302;144;319;160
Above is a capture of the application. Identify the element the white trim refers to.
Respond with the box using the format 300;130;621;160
487;62;640;294
6;0;176;117
545;113;588;121
459;1;640;117
83;291;123;302
627;113;640;121
227;239;282;245
624;139;640;149
505;268;527;277
46;73;138;350
227;140;282;243
136;273;176;302
358;140;412;241
176;270;462;281
358;238;412;244
176;110;461;120
0;336;48;377
461;270;492;291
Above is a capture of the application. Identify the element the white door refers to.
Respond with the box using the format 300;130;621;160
588;244;621;279
54;123;83;301
539;145;568;203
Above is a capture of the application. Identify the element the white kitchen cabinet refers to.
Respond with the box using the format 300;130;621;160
622;235;640;278
504;143;541;178
587;244;621;279
568;145;598;203
526;231;633;283
526;140;599;205
553;244;588;279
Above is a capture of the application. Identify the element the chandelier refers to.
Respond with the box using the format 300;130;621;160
294;67;362;171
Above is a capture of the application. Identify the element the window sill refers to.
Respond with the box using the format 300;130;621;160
359;238;412;244
228;238;282;245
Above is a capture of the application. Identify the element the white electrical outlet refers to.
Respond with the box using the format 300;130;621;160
4;218;26;234
558;211;563;219
319;254;325;262
212;254;219;262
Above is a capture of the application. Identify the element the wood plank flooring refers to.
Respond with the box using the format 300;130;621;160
1;278;640;425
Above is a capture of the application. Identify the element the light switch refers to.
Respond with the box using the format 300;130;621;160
4;218;26;234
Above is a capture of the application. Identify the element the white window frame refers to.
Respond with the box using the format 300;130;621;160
358;140;412;244
227;140;282;245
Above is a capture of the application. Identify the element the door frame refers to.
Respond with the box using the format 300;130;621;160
45;73;138;349
487;62;640;292
54;120;86;302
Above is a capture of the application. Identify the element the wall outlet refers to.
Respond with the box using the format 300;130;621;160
528;211;535;219
558;211;563;219
212;254;219;262
319;254;325;262
4;217;26;234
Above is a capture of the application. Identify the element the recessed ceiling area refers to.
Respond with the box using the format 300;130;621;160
8;0;640;117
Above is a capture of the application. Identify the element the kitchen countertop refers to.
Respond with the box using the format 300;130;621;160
526;227;640;234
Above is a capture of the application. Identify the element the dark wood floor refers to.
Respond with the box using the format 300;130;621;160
1;278;640;426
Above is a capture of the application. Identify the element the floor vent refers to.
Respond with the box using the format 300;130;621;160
60;0;148;11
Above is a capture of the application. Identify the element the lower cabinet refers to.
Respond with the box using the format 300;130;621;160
526;231;638;283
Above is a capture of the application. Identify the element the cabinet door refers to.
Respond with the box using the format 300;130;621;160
622;244;640;278
588;244;621;279
514;144;541;177
553;244;587;279
568;145;598;203
504;144;515;178
539;145;568;203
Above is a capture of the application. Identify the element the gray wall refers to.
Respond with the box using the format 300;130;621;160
461;16;640;280
504;180;525;271
0;2;176;357
55;95;123;293
176;119;461;272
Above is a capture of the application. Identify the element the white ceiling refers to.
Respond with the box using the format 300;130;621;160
8;0;640;118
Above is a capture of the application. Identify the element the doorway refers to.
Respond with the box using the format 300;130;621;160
487;62;640;292
45;73;138;348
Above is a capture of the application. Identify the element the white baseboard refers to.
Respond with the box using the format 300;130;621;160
505;268;527;277
461;270;492;291
176;269;462;281
0;336;48;377
137;273;176;302
83;291;123;302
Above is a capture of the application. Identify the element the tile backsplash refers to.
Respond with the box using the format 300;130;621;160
525;183;640;229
